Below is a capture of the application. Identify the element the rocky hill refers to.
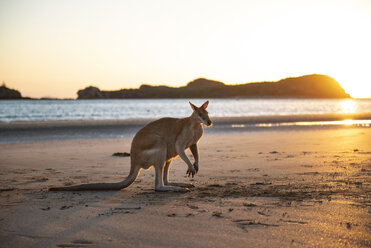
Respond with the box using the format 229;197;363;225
0;84;22;99
77;74;350;99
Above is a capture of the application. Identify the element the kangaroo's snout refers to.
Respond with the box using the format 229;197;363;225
206;120;212;126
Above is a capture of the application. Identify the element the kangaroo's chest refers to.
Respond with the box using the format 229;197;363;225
166;123;203;159
184;126;203;148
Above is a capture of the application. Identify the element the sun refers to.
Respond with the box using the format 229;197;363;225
200;1;371;98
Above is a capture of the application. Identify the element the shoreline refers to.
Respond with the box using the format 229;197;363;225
1;113;371;144
2;112;371;126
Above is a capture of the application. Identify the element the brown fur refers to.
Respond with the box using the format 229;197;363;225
48;101;212;192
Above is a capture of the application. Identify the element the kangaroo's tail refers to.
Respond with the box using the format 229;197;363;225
48;166;140;191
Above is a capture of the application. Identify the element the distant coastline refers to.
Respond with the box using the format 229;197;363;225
1;74;350;100
77;74;350;99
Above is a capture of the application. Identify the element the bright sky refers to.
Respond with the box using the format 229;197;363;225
0;0;370;98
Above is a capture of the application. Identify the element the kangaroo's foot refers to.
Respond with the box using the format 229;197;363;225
155;185;189;192
165;182;195;188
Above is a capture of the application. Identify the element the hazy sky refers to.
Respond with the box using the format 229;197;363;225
1;0;370;98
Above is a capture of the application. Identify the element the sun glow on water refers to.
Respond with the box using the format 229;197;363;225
342;119;354;126
294;120;371;126
253;119;371;128
340;100;356;114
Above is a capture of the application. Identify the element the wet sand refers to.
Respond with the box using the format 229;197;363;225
0;125;370;247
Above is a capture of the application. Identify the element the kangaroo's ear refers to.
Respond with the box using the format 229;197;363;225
201;100;209;109
189;101;197;111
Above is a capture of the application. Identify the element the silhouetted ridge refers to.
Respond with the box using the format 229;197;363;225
186;78;224;88
77;74;350;99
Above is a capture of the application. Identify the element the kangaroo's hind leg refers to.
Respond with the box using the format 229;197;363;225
155;158;188;192
163;160;194;188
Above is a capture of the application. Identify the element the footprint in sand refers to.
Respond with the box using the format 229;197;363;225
57;239;93;247
212;211;223;218
233;219;279;231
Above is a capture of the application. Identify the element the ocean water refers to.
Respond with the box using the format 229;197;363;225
0;98;370;122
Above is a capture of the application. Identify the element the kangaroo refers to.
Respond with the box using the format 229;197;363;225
49;101;212;192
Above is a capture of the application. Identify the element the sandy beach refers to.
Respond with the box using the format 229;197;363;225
0;119;370;247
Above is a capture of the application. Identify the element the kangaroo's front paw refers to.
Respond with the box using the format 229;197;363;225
186;167;196;178
193;162;199;173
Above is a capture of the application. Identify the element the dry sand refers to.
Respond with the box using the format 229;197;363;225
0;127;370;247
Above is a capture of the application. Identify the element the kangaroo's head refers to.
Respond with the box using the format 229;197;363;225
189;100;212;126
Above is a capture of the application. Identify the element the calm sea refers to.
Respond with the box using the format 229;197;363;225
0;99;370;122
